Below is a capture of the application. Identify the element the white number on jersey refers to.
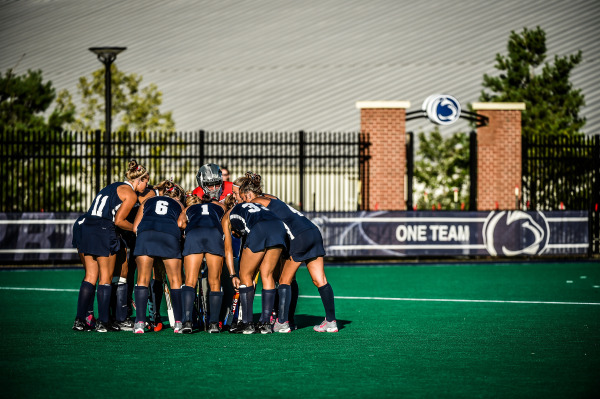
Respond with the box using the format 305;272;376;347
286;203;304;217
155;200;169;215
201;204;210;215
91;194;109;217
242;203;268;213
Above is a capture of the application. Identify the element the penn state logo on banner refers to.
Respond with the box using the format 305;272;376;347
422;94;461;125
482;211;550;256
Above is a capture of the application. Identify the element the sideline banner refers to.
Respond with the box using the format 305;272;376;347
0;210;589;261
0;213;80;262
308;210;588;257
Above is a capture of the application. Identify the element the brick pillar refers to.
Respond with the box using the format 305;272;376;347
356;101;410;210
472;102;525;210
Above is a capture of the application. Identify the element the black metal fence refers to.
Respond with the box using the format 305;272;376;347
1;129;370;213
522;134;600;255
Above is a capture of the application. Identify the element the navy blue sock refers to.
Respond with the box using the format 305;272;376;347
76;281;95;320
170;288;182;322
209;291;224;323
239;286;254;324
181;285;196;323
277;284;291;323
260;289;276;323
86;283;96;319
289;280;299;324
318;283;336;322
96;284;112;323
115;283;128;322
109;284;117;320
134;286;149;323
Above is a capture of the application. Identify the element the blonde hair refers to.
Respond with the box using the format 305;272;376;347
125;159;148;180
155;179;184;201
185;192;202;207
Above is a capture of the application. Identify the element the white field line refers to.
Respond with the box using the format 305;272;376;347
2;287;599;306
0;287;79;292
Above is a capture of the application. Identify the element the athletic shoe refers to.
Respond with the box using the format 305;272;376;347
313;319;338;333
207;322;221;334
107;321;121;332
133;321;145;334
241;322;257;335
173;321;183;334
72;318;89;331
258;322;273;334
85;314;96;329
95;321;108;333
181;321;193;334
115;318;134;331
228;321;243;334
273;319;291;333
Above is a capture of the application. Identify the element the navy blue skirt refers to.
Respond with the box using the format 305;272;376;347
71;214;86;249
244;220;287;253
78;217;120;257
289;225;325;262
182;227;225;257
134;230;182;259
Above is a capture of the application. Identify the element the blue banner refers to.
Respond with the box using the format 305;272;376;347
308;210;588;257
0;210;590;262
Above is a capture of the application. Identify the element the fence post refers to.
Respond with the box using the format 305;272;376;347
591;135;600;256
95;129;102;194
298;130;305;211
469;130;477;211
199;130;205;167
406;131;414;211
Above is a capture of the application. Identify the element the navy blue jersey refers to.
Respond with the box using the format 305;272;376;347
184;202;225;234
86;182;132;222
266;198;315;236
137;196;182;238
229;202;281;237
229;202;288;252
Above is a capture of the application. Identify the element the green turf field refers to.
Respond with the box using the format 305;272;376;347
1;262;599;398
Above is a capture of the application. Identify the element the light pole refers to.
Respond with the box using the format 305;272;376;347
89;46;126;184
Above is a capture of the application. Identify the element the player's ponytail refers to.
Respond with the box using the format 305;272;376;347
126;159;148;180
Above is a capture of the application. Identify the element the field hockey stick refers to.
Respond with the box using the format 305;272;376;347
225;291;240;325
163;282;175;327
193;276;204;329
199;266;208;331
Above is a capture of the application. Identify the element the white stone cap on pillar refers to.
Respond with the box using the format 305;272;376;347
356;101;411;109
471;102;526;110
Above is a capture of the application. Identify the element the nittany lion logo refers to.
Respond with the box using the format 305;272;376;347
422;94;461;125
483;211;550;256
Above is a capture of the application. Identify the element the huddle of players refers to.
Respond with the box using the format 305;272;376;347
72;161;338;334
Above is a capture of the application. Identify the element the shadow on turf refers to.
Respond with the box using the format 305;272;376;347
294;314;350;331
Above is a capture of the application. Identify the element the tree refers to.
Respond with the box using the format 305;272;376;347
0;68;74;130
480;26;585;137
0;68;78;211
56;65;174;132
413;128;470;210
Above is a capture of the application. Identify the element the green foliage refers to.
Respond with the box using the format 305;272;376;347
56;65;175;132
414;128;470;210
480;26;585;137
0;69;81;211
0;69;74;130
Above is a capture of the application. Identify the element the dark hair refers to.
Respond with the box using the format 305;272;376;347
239;171;262;196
